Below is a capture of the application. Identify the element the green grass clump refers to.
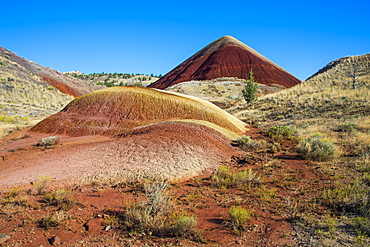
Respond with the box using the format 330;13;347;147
296;135;336;161
228;206;254;236
173;213;203;240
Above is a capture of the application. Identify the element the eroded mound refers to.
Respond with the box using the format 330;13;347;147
0;122;240;188
31;86;246;137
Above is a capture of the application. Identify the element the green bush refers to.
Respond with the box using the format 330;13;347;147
229;206;253;236
296;135;336;161
268;125;293;139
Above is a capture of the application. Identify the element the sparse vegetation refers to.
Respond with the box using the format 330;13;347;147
38;211;68;229
211;165;260;188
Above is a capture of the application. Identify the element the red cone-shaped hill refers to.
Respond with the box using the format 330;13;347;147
148;36;301;89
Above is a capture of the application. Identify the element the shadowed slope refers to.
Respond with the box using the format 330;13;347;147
148;36;301;89
31;86;246;137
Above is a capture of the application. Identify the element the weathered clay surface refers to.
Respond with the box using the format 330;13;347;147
0;122;240;189
148;36;301;89
31;86;246;136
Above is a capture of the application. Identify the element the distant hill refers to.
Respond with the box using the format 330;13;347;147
231;53;370;120
148;35;301;90
64;71;159;87
0;47;102;120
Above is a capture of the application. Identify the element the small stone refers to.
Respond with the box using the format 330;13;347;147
48;235;61;245
104;225;111;231
0;233;11;244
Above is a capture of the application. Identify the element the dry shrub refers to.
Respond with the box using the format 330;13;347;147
37;136;60;146
44;189;74;210
123;180;173;234
33;175;51;195
236;135;267;152
38;211;69;229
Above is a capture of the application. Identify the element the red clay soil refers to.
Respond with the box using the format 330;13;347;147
0;126;329;246
148;36;301;90
31;86;246;137
0;121;240;190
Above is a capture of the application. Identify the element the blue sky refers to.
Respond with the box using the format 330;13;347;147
1;0;369;80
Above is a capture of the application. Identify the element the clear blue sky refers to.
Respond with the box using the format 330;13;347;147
1;0;369;80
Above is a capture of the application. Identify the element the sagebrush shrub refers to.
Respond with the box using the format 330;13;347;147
236;136;267;152
296;135;336;161
37;136;60;146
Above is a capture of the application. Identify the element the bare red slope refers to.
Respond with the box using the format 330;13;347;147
148;36;301;89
